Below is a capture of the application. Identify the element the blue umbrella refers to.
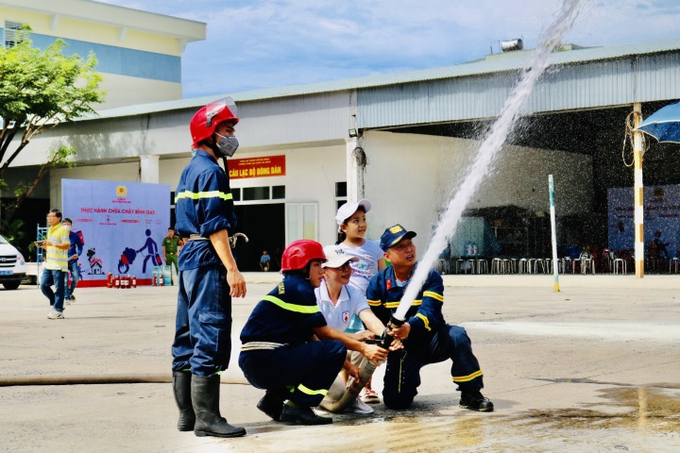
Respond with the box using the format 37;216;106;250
636;100;680;143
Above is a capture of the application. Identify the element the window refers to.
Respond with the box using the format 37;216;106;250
4;21;22;49
243;186;270;201
335;182;347;197
272;185;285;199
335;181;348;211
230;185;284;202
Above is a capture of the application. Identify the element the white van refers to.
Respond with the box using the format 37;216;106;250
0;234;26;290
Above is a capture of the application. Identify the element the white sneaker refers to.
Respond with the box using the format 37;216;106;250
47;310;65;320
344;397;374;414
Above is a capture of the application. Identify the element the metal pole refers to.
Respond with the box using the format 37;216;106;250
549;175;559;292
633;103;645;278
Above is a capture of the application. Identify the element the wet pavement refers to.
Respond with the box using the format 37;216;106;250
1;273;679;452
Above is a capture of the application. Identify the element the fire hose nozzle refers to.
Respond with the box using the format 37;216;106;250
364;329;394;349
389;314;406;328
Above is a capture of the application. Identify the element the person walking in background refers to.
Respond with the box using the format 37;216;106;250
162;227;183;285
36;209;70;320
62;218;84;304
171;98;247;438
335;199;385;403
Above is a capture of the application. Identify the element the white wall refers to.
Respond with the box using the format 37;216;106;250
98;74;182;109
47;131;592;254
49;145;347;248
362;131;592;251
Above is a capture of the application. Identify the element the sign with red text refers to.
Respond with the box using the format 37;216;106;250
62;179;170;286
228;155;285;179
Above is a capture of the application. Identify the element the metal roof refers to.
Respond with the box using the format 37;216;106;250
89;37;680;121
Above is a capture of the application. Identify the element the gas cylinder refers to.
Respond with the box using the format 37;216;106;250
114;274;120;289
131;275;137;288
159;274;164;287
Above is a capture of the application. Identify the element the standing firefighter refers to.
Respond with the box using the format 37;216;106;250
171;98;247;438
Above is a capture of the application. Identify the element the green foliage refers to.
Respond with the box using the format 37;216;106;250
0;27;105;178
0;217;24;244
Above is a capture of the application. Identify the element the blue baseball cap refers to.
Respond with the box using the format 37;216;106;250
380;224;417;252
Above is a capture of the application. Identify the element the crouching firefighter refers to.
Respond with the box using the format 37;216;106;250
367;224;494;412
171;97;247;438
239;240;388;425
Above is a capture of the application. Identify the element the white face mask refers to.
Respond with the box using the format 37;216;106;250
63;225;72;231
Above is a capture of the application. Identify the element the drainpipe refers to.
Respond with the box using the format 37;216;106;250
345;89;365;202
345;137;367;202
632;102;644;278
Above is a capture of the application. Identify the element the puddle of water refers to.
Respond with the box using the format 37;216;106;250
508;386;680;433
244;392;680;453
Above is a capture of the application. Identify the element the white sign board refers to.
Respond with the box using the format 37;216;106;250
62;179;170;286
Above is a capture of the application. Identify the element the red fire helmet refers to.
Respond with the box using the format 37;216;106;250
280;239;326;272
190;97;239;149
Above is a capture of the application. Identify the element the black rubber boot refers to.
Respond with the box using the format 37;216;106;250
459;390;494;412
257;391;284;421
191;375;246;438
280;403;332;425
172;371;195;431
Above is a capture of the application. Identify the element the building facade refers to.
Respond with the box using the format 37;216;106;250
3;2;680;271
0;0;205;109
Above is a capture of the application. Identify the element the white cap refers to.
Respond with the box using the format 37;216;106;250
322;245;359;268
335;199;372;230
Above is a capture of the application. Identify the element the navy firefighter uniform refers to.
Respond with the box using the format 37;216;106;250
239;274;347;408
366;264;485;409
171;148;237;376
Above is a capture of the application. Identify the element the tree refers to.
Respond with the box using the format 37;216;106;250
0;26;105;224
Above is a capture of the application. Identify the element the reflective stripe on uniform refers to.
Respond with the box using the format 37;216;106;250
297;383;328;397
263;295;319;314
452;369;483;383
423;290;443;302
175;190;232;202
415;313;431;331
384;299;421;309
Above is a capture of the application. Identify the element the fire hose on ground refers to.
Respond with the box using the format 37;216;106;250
319;316;403;413
0;373;247;387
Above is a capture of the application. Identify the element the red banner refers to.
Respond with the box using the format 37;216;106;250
228;155;286;179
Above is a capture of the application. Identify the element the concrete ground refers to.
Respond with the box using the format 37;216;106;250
1;273;679;453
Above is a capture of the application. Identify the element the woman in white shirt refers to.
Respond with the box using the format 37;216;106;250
315;244;401;414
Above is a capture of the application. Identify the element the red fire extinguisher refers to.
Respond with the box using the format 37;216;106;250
152;274;157;286
131;275;137;288
107;272;113;288
159;274;164;287
114;274;120;289
123;275;129;289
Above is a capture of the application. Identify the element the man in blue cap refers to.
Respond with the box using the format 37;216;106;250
366;223;493;412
